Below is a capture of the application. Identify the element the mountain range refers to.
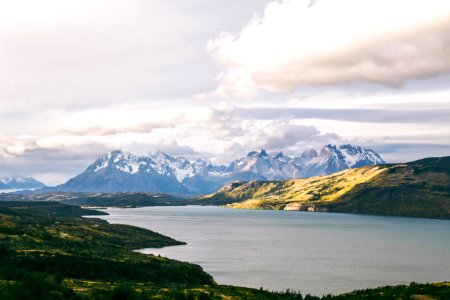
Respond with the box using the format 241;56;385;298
42;144;384;195
0;176;46;191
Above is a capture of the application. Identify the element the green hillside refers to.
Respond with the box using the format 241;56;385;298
194;157;450;219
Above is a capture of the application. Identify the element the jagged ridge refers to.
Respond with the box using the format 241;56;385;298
44;144;384;195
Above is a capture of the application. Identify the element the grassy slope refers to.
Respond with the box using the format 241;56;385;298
326;157;450;218
194;157;450;219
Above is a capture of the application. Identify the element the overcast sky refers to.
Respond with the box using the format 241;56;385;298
1;0;450;185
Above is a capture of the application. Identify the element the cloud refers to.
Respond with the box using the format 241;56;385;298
362;142;450;163
228;118;342;154
0;0;199;108
0;136;111;185
260;122;340;151
149;140;198;157
236;107;450;124
207;0;450;98
59;122;176;136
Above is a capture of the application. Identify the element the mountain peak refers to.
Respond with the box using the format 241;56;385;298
324;144;338;150
90;150;139;174
301;149;318;160
340;143;358;149
259;149;268;157
0;175;26;184
110;149;125;155
274;152;284;159
246;151;259;158
106;149;131;159
0;175;47;190
152;151;172;159
321;144;336;156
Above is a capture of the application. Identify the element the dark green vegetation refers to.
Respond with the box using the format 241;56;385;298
0;192;187;207
1;275;449;300
0;201;449;299
0;201;212;298
194;156;450;219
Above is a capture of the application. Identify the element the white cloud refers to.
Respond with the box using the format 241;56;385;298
239;119;341;153
207;0;450;98
0;136;38;158
0;0;199;108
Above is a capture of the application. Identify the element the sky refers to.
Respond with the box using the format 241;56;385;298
1;0;450;185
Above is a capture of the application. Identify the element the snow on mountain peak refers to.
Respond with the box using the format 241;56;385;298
92;150;142;174
77;144;384;194
0;175;46;190
338;144;384;168
0;175;26;184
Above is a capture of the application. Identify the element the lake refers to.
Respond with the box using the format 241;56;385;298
99;206;450;296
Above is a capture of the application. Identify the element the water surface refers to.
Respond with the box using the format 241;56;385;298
100;206;450;295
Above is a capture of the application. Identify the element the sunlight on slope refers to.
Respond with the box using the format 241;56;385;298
224;166;387;209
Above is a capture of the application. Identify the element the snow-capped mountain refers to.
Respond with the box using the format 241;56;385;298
52;150;190;194
299;144;384;178
228;150;302;180
45;144;384;195
0;175;47;190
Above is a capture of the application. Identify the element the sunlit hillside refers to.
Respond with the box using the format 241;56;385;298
195;157;450;219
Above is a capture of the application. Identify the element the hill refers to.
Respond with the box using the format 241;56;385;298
194;156;450;219
1;192;187;207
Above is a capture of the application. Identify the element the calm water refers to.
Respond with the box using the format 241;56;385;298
99;206;450;296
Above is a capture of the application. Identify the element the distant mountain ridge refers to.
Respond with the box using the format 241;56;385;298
0;175;46;190
42;144;384;195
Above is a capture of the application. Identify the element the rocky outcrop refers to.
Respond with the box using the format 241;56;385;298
283;203;329;212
